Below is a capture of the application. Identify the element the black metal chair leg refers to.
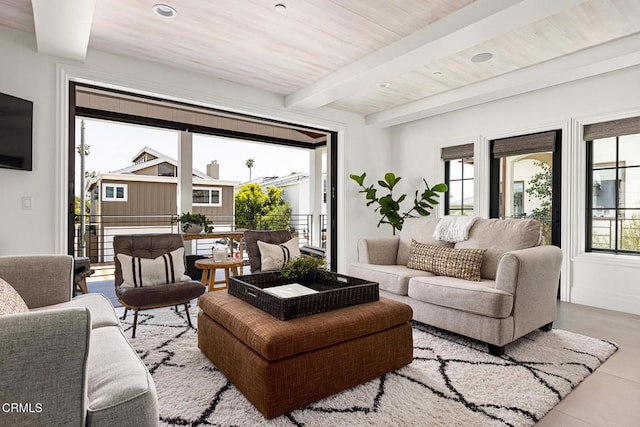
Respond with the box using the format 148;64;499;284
175;305;179;312
121;308;128;321
131;310;138;338
184;303;193;328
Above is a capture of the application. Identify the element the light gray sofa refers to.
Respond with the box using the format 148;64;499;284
348;217;562;355
0;255;158;426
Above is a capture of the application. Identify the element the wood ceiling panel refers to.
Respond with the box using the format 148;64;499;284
1;0;639;117
0;0;34;33
331;0;640;115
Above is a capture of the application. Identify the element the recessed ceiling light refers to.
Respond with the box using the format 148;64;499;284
274;3;287;11
471;52;493;63
152;4;177;18
376;82;391;89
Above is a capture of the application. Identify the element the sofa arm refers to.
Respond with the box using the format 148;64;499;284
0;255;74;308
357;236;400;264
0;308;91;426
495;245;563;338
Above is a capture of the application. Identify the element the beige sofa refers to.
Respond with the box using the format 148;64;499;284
0;255;158;426
348;217;562;355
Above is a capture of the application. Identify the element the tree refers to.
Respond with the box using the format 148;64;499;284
74;196;90;223
235;183;291;230
525;160;552;242
246;158;255;181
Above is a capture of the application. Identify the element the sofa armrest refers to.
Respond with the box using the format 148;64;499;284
0;308;91;426
495;245;563;338
357;236;400;264
0;255;74;308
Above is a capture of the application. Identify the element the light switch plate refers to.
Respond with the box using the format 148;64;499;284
21;196;32;210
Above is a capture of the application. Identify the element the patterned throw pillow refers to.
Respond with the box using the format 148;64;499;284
257;237;301;271
0;277;29;315
407;239;486;281
117;247;190;288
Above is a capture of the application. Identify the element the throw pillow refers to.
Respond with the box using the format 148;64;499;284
257;237;301;271
117;247;190;288
407;239;486;281
0;277;29;315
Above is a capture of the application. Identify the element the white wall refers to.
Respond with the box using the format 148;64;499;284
390;64;640;315
0;26;393;273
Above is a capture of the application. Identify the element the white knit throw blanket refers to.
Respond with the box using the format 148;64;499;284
433;215;479;243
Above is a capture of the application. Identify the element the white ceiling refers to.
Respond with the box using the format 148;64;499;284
1;0;640;126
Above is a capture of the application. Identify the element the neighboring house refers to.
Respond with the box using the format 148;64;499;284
85;147;237;261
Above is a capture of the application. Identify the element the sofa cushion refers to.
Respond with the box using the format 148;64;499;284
0;277;29;315
117;247;190;287
407;240;486;282
348;263;434;296
32;293;119;328
454;218;542;280
257;236;301;271
86;326;158;426
408;275;514;318
397;217;453;265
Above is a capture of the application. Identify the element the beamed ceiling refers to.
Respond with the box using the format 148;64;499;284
1;0;640;126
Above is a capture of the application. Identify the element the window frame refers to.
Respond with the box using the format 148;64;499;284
586;135;640;254
101;183;128;202
192;186;222;207
444;157;474;216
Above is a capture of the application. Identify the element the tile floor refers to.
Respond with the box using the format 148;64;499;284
537;302;640;426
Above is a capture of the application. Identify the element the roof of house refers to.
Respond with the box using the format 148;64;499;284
86;147;238;189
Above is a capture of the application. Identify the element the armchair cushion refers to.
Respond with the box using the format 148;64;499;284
407;240;486;282
244;230;293;273
117;247;190;287
257;236;301;271
0;278;29;315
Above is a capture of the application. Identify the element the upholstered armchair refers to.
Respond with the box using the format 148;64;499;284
113;234;206;338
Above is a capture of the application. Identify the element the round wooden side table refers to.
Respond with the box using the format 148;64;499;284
195;257;244;292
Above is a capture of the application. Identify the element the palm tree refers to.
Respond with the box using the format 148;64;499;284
246;158;255;181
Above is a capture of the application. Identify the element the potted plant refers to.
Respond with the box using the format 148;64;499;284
281;256;327;284
350;172;448;235
171;212;214;233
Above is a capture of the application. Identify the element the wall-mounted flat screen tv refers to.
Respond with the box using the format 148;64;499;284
0;92;33;171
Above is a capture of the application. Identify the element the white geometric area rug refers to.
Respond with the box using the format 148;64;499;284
121;306;618;427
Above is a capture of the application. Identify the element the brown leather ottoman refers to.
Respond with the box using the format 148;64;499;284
198;292;413;419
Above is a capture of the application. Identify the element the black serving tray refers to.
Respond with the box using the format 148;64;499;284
228;271;379;320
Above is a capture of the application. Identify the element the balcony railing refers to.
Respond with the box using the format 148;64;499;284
592;217;640;251
74;213;323;263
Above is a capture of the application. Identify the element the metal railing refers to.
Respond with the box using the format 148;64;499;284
74;213;322;263
591;217;640;251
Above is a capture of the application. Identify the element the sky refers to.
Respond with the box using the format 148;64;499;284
74;118;311;194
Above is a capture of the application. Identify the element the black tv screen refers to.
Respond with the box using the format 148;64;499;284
0;92;33;171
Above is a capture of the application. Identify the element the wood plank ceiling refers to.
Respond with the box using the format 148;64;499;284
1;0;640;126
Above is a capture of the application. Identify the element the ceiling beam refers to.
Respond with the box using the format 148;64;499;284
285;0;587;111
31;0;95;61
366;32;640;127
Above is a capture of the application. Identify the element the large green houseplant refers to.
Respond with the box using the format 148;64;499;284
171;212;214;233
350;172;447;235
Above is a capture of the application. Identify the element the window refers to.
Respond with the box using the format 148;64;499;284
442;144;474;216
102;183;127;201
158;163;176;177
193;187;222;206
585;116;640;253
